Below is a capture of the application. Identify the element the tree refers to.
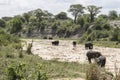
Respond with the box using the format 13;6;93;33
108;10;118;20
44;10;53;18
98;14;108;19
87;5;102;23
83;14;90;23
23;13;30;24
68;4;85;23
9;17;23;34
34;9;46;32
2;17;12;21
55;12;68;20
34;9;44;22
0;19;6;27
77;15;84;27
111;27;120;41
29;16;37;26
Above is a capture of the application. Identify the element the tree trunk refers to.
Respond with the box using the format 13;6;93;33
74;15;77;23
90;12;94;23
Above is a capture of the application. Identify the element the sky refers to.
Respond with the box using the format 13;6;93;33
0;0;120;18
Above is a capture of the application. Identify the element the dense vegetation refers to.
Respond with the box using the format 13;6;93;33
0;4;120;42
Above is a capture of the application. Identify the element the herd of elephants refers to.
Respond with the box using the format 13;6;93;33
51;40;106;67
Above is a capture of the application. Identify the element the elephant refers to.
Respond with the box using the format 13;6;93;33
85;42;93;49
86;50;102;63
86;50;106;67
95;55;106;67
52;41;59;46
73;41;76;47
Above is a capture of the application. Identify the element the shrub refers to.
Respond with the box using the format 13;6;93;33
34;64;48;80
102;23;110;30
110;28;120;41
3;46;15;58
6;62;26;80
86;64;100;80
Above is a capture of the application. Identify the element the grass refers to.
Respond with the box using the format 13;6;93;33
79;40;120;48
93;41;120;48
0;53;87;80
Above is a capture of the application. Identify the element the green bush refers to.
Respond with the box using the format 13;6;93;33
34;64;48;80
0;46;15;58
6;62;48;80
110;28;120;41
7;62;26;80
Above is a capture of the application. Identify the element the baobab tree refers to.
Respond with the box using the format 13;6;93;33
87;5;102;23
68;4;85;23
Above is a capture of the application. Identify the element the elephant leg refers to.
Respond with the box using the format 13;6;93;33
101;59;106;67
88;58;91;63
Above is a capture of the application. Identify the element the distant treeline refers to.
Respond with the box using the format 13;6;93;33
0;4;120;42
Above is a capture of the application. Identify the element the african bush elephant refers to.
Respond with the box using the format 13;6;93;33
73;41;76;47
86;50;102;63
95;55;106;67
52;41;59;46
85;42;93;49
86;50;106;67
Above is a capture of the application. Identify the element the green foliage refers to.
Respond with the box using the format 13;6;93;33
83;22;90;31
110;27;120;41
98;14;108;20
52;22;58;30
7;62;26;80
0;29;20;46
0;19;6;27
56;20;80;37
0;52;88;80
23;13;30;23
81;16;112;42
40;21;46;31
87;31;97;41
68;4;85;23
34;9;44;22
5;47;15;58
18;50;23;58
9;17;23;34
77;15;84;27
55;12;68;20
34;64;48;80
2;17;12;21
29;16;37;26
83;14;90;23
87;5;102;22
86;30;110;41
108;10;118;20
51;22;58;36
1;4;120;42
102;23;110;30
